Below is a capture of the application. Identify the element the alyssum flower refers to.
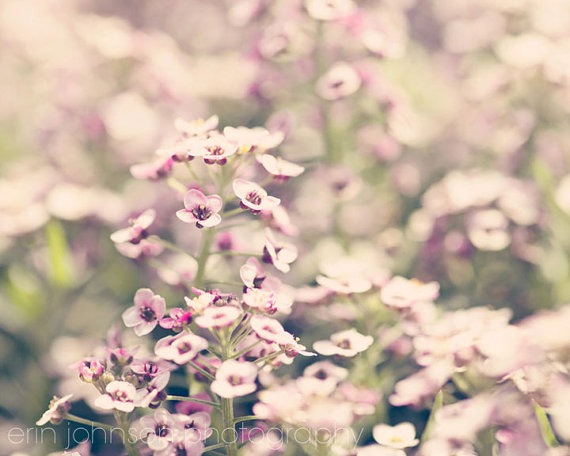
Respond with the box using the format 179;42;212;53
176;188;223;228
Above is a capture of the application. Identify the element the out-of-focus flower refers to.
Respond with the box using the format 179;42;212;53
122;288;166;336
243;288;276;314
116;238;164;259
313;328;373;357
155;333;209;364
380;276;439;310
224;126;284;154
466;209;510;251
178;411;212;443
233;179;280;214
316;62;361;100
240;257;266;288
175;115;219;138
305;0;356;21
372;422;419;450
94;381;136;412
251;315;295;345
211;360;258;398
262;229;298;273
194;306;241;329
202;135;238;165
130;156;174;180
256;155;304;181
36;395;73;425
110;209;156;244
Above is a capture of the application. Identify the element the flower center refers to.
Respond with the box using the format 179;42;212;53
192;204;212;220
156;424;170;438
114;390;130;402
228;375;243;386
245;191;262;205
314;369;328;380
337;339;352;349
207;145;223;156
177;341;193;354
140;306;156;322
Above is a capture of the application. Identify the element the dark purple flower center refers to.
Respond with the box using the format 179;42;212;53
140;306;156;322
155;424;170;438
207;145;223;156
314;369;328;380
114;390;130;402
191;204;212;220
185;420;196;430
175;444;187;456
245;191;262;205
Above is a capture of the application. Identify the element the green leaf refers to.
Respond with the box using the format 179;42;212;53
45;219;74;288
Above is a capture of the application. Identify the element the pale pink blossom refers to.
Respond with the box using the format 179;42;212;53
176;189;223;228
184;291;217;313
78;359;105;383
251;315;295;345
122;288;166;336
155;333;208;364
256;154;304;181
381;276;440;310
159;308;193;331
110;209;155;244
243;288;276;314
233;179;280;214
211;360;258;398
373;422;419;450
194;306;241;329
201;135;238;165
133;408;181;451
223;126;284;153
175;115;219;138
130;156;173;180
316;62;361;100
262;229;298;273
135;372;170;408
240;257;266;288
313;329;373;357
94;381;136;413
36;394;73;425
115;239;163;259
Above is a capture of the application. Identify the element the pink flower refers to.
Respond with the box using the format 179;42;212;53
130;156;173;180
211;360;258;398
184;290;217;313
159;308;193;331
94;381;136;413
130;359;173;383
240;257;266;288
223;126;284;153
178;411;213;443
316;62;361;100
256;155;305;181
36;394;73;425
313;329;374;357
373;422;419;450
251;315;295;345
135;373;170;408
78;358;105;383
297;362;348;396
233;179;280;214
380;276;440;310
133;408;181;451
115;239;163;259
155;333;208;364
201;135;238;165
122;288;166;336
110;209;156;244
195;306;241;329
262;229;298;273
176;189;223;228
243;288;277;314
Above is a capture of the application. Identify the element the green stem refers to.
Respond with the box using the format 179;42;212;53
166;395;220;408
534;401;560;448
195;228;215;288
421;390;444;442
64;413;116;433
222;397;238;456
188;360;216;381
113;411;139;456
204;442;228;453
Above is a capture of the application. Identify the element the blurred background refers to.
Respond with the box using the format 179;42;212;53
2;0;570;454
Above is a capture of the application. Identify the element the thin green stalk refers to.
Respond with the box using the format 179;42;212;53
113;411;139;456
233;415;259;425
534;402;560;448
195;228;215;288
64;413;116;433
188;360;216;381
166;395;220;408
421;390;444;442
203;442;227;453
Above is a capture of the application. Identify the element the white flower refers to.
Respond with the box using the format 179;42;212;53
313;328;373;357
94;381;136;413
372;422;419;450
211;360;258;398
